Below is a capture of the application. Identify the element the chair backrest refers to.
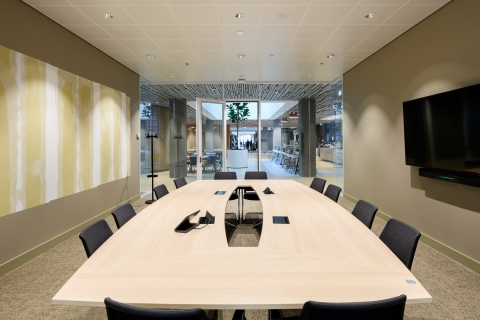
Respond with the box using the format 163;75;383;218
244;171;268;180
352;200;378;229
79;220;113;258
297;295;406;320
111;203;136;229
310;177;326;194
379;218;421;270
174;177;187;189
153;184;169;200
190;155;197;165
214;172;237;180
324;184;342;202
105;297;209;320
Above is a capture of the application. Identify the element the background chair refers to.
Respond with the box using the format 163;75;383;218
243;171;268;222
105;297;213;320
174;177;187;189
153;184;169;200
111;203;136;229
324;184;342;202
214;172;239;222
268;294;406;320
351;200;378;229
310;177;326;194
379;218;421;270
79;220;113;258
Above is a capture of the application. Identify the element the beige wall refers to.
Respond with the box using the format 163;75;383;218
0;0;140;266
344;0;480;263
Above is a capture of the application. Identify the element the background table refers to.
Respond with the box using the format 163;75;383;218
52;180;431;309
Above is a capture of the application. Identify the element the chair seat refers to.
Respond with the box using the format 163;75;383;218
244;192;259;201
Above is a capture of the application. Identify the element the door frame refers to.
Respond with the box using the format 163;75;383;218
196;98;227;180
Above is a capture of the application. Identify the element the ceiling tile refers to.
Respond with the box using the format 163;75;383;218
284;50;318;60
125;6;177;24
101;25;149;39
304;60;336;72
117;0;167;4
359;0;407;4
188;40;224;51
196;51;228;61
331;24;378;39
147;67;180;74
215;0;261;5
311;50;348;61
181;25;222;39
142;74;167;83
32;6;93;25
119;60;151;70
118;39;159;51
185;74;211;82
259;25;299;39
322;38;362;51
289;39;327;50
407;0;450;3
263;0;311;5
385;4;443;24
170;6;219;24
23;0;69;4
131;50;169;61
311;0;359;3
165;0;214;4
153;39;191;50
261;6;309;25
280;60;310;69
173;65;205;73
201;60;227;68
258;51;287;60
75;5;136;24
342;50;375;60
368;24;412;38
163;51;199;61
258;39;292;51
141;25;186;39
145;60;176;68
353;38;392;50
295;25;338;39
104;50;141;61
342;5;402;25
220;25;260;39
88;39;126;51
68;0;117;4
302;5;355;25
216;6;262;25
222;39;259;51
225;51;257;61
65;25;113;40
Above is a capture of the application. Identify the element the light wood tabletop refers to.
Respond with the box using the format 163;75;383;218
52;180;431;309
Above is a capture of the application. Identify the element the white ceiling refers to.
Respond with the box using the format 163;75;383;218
24;0;450;83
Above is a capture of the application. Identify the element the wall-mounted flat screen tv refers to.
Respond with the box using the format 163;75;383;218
403;84;480;174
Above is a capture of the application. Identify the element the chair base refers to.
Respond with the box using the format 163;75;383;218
145;199;156;204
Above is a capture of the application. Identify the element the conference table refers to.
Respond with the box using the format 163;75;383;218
52;180;431;309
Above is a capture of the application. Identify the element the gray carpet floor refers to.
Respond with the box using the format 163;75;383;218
0;196;479;319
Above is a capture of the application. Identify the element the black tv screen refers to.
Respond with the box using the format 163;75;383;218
403;84;480;174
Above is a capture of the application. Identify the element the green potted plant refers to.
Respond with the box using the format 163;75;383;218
227;102;250;149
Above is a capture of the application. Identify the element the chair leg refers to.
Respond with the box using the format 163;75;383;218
232;310;246;320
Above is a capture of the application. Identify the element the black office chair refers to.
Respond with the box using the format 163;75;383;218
324;184;342;202
105;297;213;320
153;184;169;200
379;218;421;270
351;200;378;229
242;171;267;223
268;294;406;320
310;177;326;194
79;220;113;258
111;203;136;229
214;172;239;223
174;177;187;189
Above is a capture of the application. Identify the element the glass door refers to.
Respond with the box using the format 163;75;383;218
196;99;226;180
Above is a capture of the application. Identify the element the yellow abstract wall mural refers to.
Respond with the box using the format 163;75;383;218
0;44;130;217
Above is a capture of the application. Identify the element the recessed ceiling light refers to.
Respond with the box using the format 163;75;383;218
327;54;335;58
146;54;155;59
364;13;376;19
268;54;274;58
102;13;113;19
307;75;312;78
235;13;245;19
171;75;175;78
277;13;290;19
236;30;245;35
237;54;245;59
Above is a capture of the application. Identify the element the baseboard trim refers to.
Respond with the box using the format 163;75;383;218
0;194;141;277
343;193;480;275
